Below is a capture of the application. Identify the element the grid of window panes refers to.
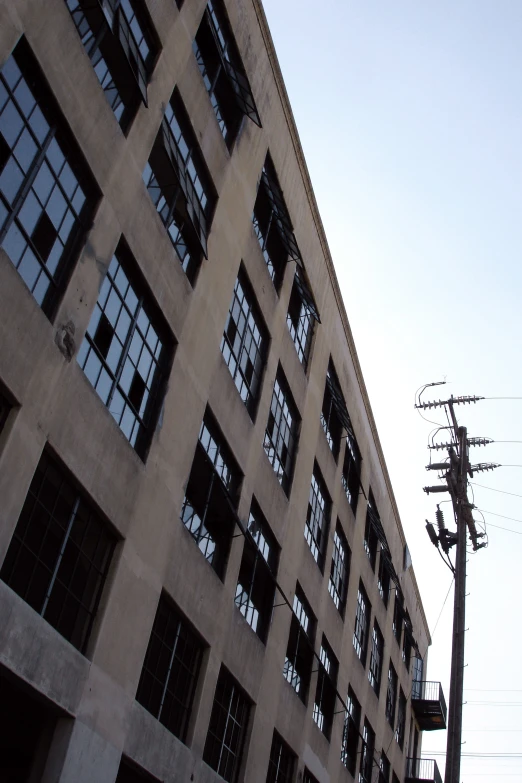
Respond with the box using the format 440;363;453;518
263;371;298;494
0;390;10;434
303;771;319;783
403;627;413;670
368;623;383;695
221;272;266;417
142;161;198;283
364;507;378;571
136;595;203;742
341;435;361;515
252;159;294;290
359;720;375;783
181;415;239;574
283;589;314;698
165;97;210;222
66;0;127;126
353;585;370;664
377;553;391;607
77;250;170;458
313;639;338;739
234;505;278;642
328;525;350;614
203;669;250;783
321;366;343;459
380;753;391;783
266;731;296;783
0;450;116;653
193;0;242;144
341;688;361;775
393;590;404;646
395;689;406;748
0;48;96;317
386;663;397;727
287;277;314;367
305;471;330;569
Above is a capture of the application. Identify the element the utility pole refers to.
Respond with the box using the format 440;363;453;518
417;391;491;783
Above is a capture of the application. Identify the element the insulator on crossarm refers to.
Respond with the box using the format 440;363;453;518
435;505;445;533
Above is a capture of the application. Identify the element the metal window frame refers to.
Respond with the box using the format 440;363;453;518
368;622;383;695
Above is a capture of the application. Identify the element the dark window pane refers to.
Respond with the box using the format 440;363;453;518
0;450;116;653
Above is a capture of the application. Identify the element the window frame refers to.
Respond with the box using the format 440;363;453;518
353;582;371;665
359;719;375;783
252;153;301;290
221;267;268;418
193;0;261;147
135;593;204;743
77;241;173;460
328;522;350;616
313;636;338;741
368;622;384;696
341;432;362;515
304;466;331;571
234;501;279;643
263;367;299;495
0;449;117;653
385;662;398;728
203;667;251;783
266;731;296;783
0;40;100;320
395;688;407;749
283;585;315;703
286;266;319;369
341;687;361;776
181;411;242;580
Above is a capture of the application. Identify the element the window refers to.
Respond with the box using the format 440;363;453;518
136;594;204;743
77;244;173;459
402;624;413;670
283;585;315;702
368;623;383;696
321;361;346;460
304;467;330;570
412;653;424;700
385;663;397;728
0;450;116;653
379;753;391;783
313;637;338;741
286;266;319;368
393;588;404;646
341;433;361;515
303;771;319;783
203;668;251;783
221;269;268;417
328;523;350;616
252;153;301;290
181;412;241;579
66;0;159;129
266;731;296;783
359;719;375;783
377;551;391;607
0;389;11;435
235;501;278;642
353;583;370;665
264;368;299;495
116;758;161;783
0;42;99;318
364;495;379;571
395;689;406;748
143;89;216;281
341;687;361;775
392;774;400;783
193;0;261;146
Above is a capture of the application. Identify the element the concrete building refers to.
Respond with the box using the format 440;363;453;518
0;1;446;782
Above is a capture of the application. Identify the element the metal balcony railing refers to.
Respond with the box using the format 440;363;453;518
405;757;443;783
411;680;447;730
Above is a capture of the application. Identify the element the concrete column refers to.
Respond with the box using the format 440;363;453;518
42;718;121;783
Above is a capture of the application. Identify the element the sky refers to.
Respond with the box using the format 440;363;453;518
262;2;522;780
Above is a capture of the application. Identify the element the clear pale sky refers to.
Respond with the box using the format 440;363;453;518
262;1;522;779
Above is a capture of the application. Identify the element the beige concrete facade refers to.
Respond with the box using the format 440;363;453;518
0;1;434;782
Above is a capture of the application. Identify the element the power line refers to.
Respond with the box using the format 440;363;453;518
483;521;522;536
431;576;454;637
475;508;522;524
471;482;522;499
